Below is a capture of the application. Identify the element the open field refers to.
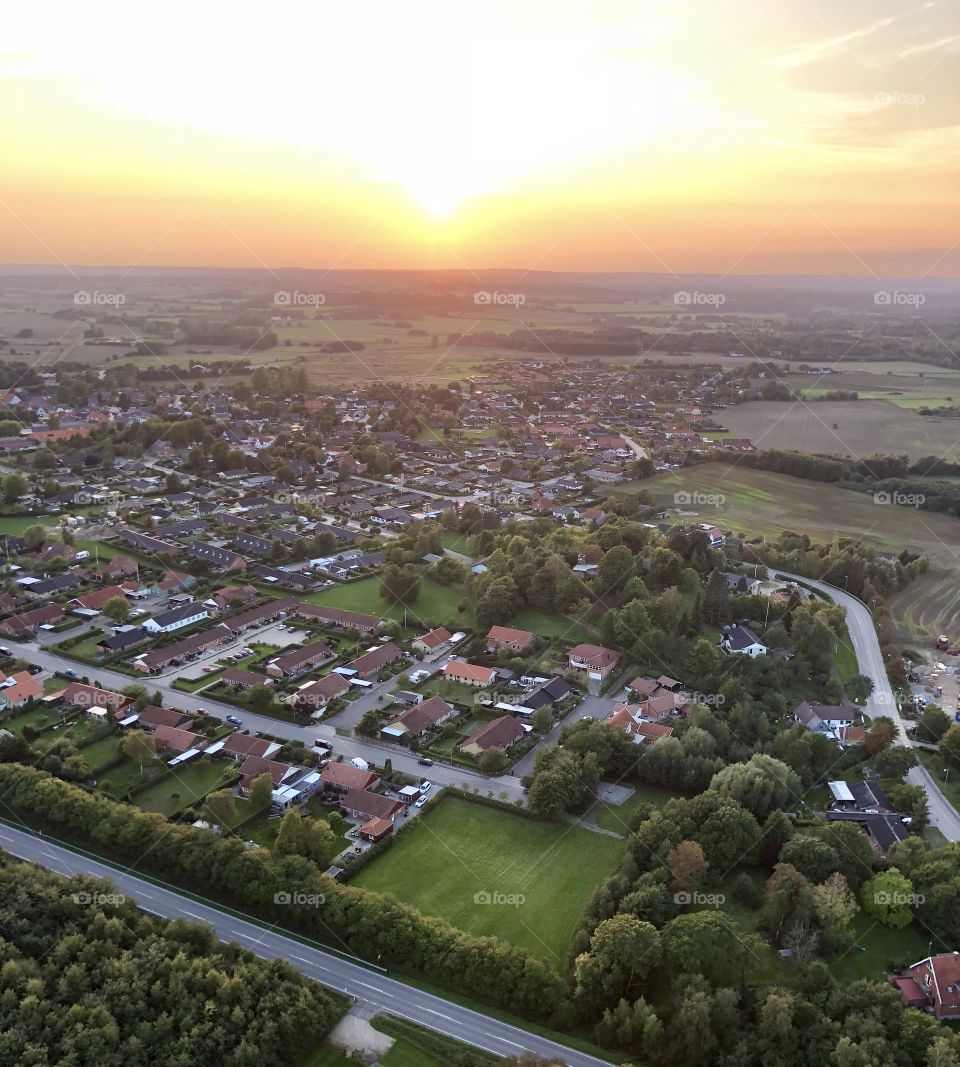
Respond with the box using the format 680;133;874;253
642;464;960;642
352;796;622;965
132;760;236;817
720;400;960;461
302;575;471;630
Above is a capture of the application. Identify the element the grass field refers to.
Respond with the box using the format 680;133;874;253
641;464;960;643
828;912;933;982
302;575;472;630
720;399;960;462
132;761;236;816
594;783;678;833
352;796;622;965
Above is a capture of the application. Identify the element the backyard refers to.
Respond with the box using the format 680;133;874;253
132;759;238;817
352;795;622;965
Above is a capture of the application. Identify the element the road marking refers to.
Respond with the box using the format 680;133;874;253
354;980;392;996
493;1037;526;1049
183;911;206;921
423;1008;455;1021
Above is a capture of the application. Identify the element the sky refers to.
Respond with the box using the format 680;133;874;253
1;0;958;275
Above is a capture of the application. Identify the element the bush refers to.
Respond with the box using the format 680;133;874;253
732;871;761;909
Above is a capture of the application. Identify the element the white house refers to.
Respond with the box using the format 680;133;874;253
719;623;767;658
143;602;210;635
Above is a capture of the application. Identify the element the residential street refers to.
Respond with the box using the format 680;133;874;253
775;569;960;841
0;823;608;1067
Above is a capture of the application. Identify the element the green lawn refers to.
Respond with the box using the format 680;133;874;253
507;608;598;647
834;629;860;688
302;575;472;630
352;796;622;965
594;783;678;834
418;676;484;707
0;704;70;736
80;734;124;773
829;912;933;982
132;760;237;817
96;757;166;799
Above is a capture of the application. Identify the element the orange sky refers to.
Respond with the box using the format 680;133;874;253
2;1;958;275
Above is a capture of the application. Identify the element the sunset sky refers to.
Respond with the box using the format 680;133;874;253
2;0;957;275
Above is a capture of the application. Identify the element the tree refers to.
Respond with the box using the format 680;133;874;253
32;448;57;472
203;789;236;829
940;724;960;769
574;914;660;1007
531;706;553;735
2;473;27;504
120;730;156;774
356;710;381;737
864;718;896;756
596;545;635;595
759;863;813;943
917;705;952;743
861;869;915;928
102;596;131;625
478;748;508;774
709;754;802;818
379;563;421;606
811;872;858;942
249;771;274;808
778;834;840;884
247;684;276;713
666;840;708;895
844;674;874;704
23;524;46;550
661;911;748;986
165;472;183;493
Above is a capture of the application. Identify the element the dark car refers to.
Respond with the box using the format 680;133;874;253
418;758;433;766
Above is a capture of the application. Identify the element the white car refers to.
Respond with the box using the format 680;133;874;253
415;796;428;808
419;781;432;793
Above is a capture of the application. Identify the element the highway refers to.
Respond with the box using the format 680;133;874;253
775;570;960;840
0;823;608;1067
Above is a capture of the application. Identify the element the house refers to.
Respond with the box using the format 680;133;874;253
0;671;44;708
608;703;675;743
381;695;454;740
97;626;150;655
359;817;393;843
568;643;620;679
459;715;525;757
143;602;209;634
297;604;381;633
238;755;297;793
137;705;193;731
793;701;858;742
627;676;660;699
132;623;234;673
0;602;64;636
412;626;453;656
221;733;281;761
699;524;725;547
207;584;259;612
321;762;380;793
221;668;272;691
341;788;403;823
521;676;573;710
719;624;767;657
186;542;246;573
69;584;128;614
224;596;298;634
485;625;536;655
897;955;960;1018
345;642;402;681
58;682;133;715
295;673;350;711
266;640;334;679
442;659;496;687
152;724;205;757
117;528;182;555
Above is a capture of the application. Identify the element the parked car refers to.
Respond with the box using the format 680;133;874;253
202;665;216;673
0;646;10;656
415;796;428;808
195;707;207;715
226;715;242;725
419;780;432;792
418;758;433;767
64;668;77;678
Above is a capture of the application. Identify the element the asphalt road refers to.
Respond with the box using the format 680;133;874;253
18;639;526;801
775;570;960;841
0;823;607;1067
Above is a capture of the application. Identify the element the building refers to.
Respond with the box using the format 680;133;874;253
345;642;402;680
719;624;767;657
221;733;282;761
381;695;454;740
0;671;44;708
295;673;350;711
341;788;403;823
57;681;133;715
896;954;960;1018
459;715;525;757
186;542;246;573
608;703;675;744
136;705;193;731
359;817;393;843
485;625;536;655
266;640;334;679
442;659;496;687
152;724;205;756
0;602;65;636
68;585;129;615
143;602;209;635
296;604;381;633
521;676;573;711
221;668;272;691
794;701;858;743
321;762;380;793
132;623;234;673
412;626;453;656
568;643;620;680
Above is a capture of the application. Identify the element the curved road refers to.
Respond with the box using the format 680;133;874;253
776;570;960;840
0;822;608;1067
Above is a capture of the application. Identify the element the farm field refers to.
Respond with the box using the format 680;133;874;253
641;464;960;642
352;796;622;965
720;399;960;461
